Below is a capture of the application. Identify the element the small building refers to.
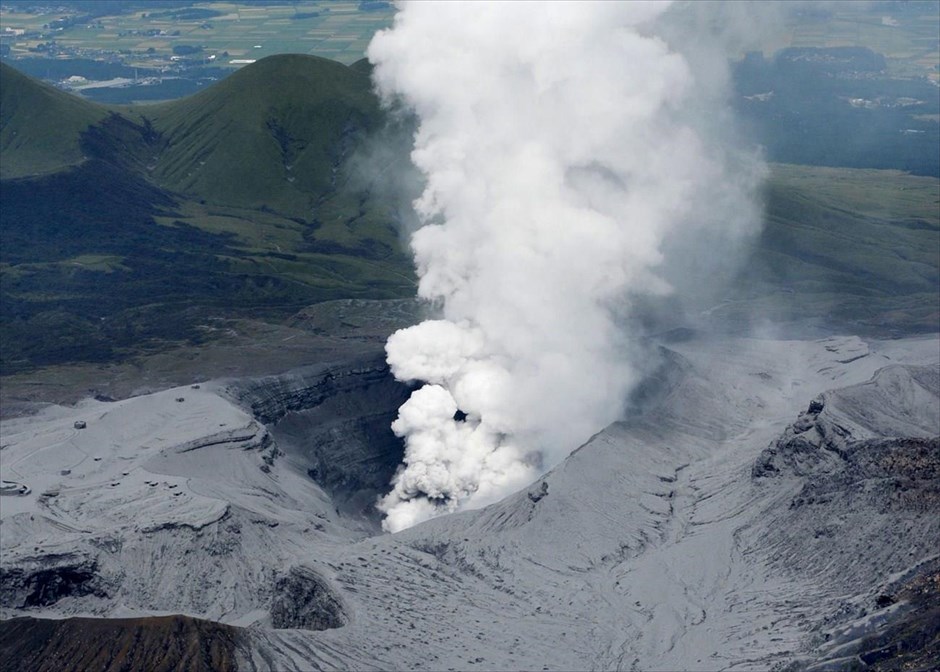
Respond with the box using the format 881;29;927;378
74;420;87;429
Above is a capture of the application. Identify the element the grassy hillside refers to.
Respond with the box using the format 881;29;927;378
0;62;108;178
0;56;415;374
1;56;937;376
142;54;381;216
729;164;940;335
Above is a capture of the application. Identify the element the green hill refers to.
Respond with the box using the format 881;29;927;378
0;62;108;179
0;56;937;376
143;54;381;216
0;55;415;374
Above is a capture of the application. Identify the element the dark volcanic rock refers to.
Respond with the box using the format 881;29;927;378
0;615;247;672
754;365;939;479
802;560;940;672
270;566;346;631
224;352;409;517
752;364;940;671
527;481;549;503
0;554;107;609
224;352;402;425
790;437;940;514
853;565;940;672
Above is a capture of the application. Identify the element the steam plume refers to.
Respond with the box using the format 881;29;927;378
368;1;764;532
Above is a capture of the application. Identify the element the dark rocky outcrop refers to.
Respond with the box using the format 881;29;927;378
527;481;549;503
224;353;398;425
224;352;409;517
850;563;940;672
754;365;939;479
788;436;940;514
0;554;107;609
752;364;940;671
270;566;346;631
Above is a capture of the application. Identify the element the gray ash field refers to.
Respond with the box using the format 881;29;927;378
2;331;937;670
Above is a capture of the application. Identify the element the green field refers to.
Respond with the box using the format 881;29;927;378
4;2;936;78
1;1;393;67
760;2;940;81
723;163;940;335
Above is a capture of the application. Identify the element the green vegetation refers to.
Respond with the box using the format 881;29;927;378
728;164;940;335
0;64;107;178
1;51;937;380
0;55;414;374
141;53;380;215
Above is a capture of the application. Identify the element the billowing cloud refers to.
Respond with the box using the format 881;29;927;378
368;1;764;532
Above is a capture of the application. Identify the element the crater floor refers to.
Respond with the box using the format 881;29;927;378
1;334;937;671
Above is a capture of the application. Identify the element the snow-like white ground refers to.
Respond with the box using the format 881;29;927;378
0;385;249;526
1;334;937;670
0;381;367;624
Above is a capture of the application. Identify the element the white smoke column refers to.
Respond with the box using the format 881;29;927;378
369;1;763;532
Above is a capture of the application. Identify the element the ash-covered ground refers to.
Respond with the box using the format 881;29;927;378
1;326;937;671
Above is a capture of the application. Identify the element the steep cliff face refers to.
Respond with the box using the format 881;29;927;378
222;354;397;425
222;353;410;518
751;363;940;669
0;553;108;610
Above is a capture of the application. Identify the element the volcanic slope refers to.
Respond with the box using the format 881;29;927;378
265;335;939;672
0;57;414;375
1;333;936;671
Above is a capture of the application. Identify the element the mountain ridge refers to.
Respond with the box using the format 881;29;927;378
0;55;415;374
0;62;108;179
1;56;937;375
1;54;382;213
141;53;381;215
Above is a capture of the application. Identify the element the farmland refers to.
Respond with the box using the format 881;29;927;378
783;2;940;81
2;2;936;79
0;1;394;67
